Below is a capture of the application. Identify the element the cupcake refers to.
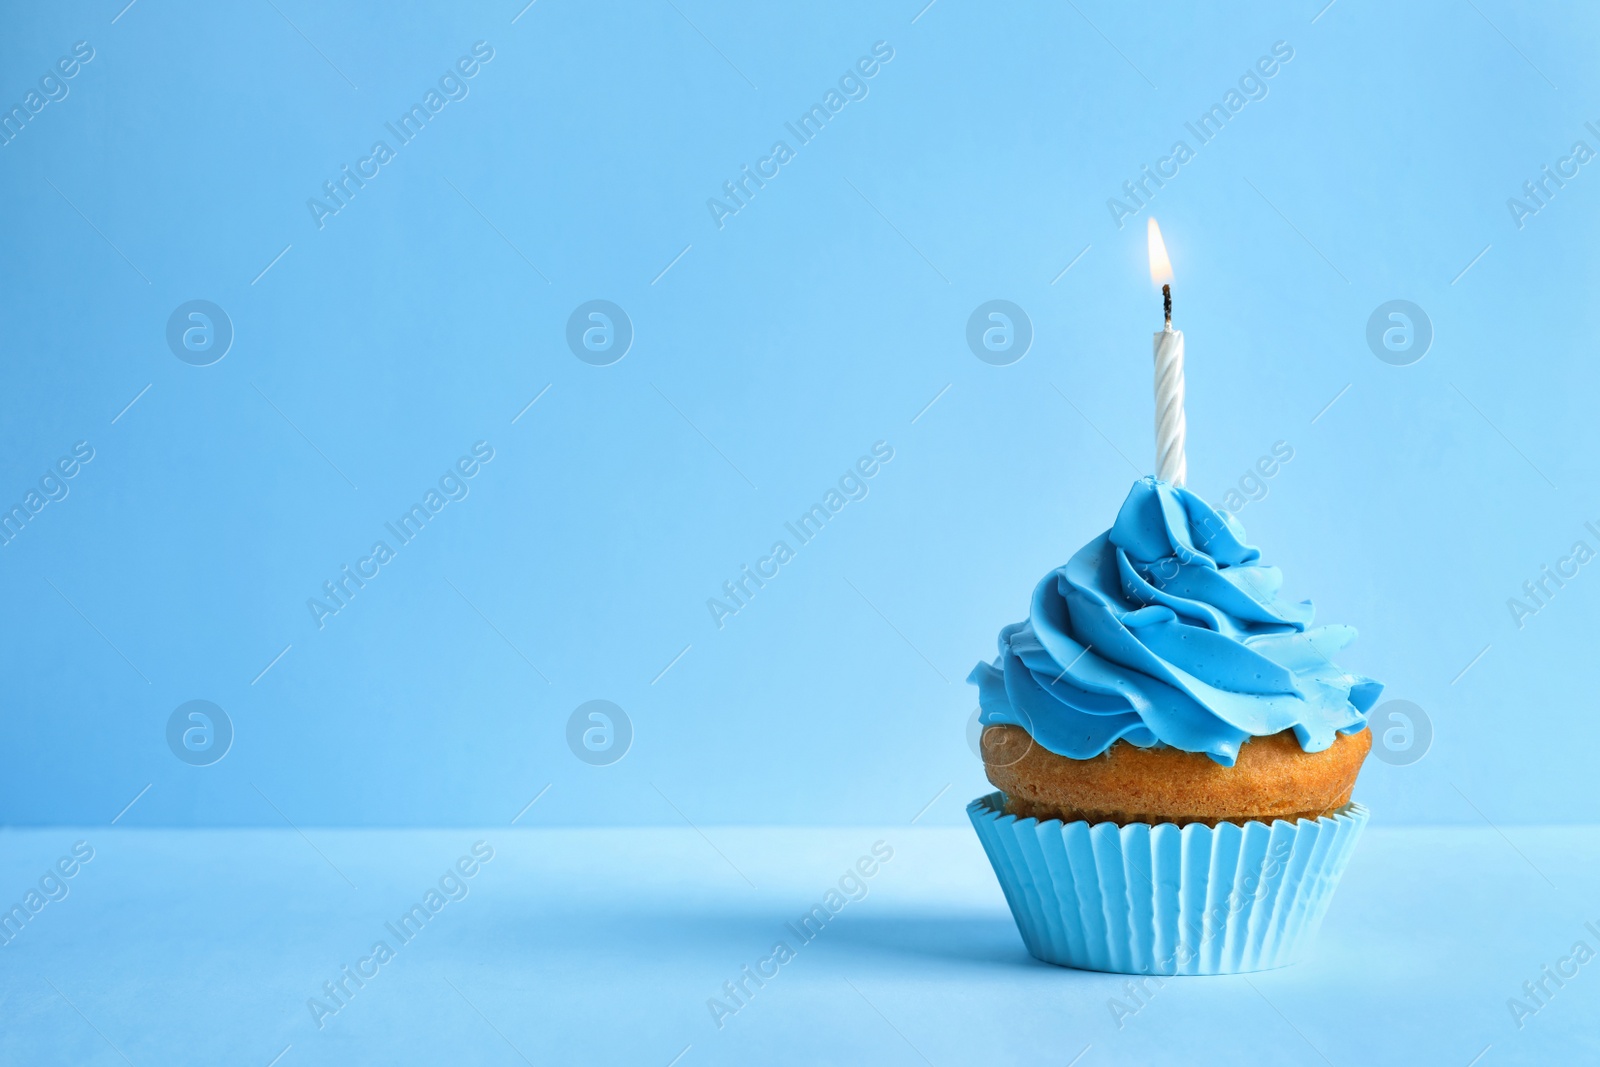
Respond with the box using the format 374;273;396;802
967;477;1380;975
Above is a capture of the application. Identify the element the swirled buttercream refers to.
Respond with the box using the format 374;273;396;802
969;477;1380;766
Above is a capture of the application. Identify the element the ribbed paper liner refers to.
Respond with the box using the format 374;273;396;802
968;792;1368;975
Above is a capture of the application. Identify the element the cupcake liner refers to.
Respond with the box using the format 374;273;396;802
967;792;1368;975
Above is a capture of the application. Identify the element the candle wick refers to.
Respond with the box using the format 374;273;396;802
1162;283;1171;328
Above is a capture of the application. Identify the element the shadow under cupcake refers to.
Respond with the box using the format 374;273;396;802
967;477;1380;976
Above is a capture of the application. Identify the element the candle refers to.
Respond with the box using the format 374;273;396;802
1147;218;1186;487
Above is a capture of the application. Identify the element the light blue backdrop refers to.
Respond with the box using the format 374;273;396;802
0;0;1593;827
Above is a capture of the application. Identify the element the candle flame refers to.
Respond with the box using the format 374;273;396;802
1147;218;1173;287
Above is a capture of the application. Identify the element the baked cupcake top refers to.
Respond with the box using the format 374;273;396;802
969;477;1381;767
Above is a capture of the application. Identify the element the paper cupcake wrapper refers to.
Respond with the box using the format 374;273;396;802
967;792;1368;975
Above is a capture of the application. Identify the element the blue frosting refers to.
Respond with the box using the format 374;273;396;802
969;477;1381;767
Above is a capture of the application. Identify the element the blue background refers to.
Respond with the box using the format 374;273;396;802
1;0;1595;831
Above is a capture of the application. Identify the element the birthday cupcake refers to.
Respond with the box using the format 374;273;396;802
967;477;1381;975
